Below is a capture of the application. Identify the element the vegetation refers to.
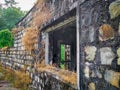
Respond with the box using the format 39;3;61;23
14;71;31;90
22;27;39;51
32;0;51;28
36;62;77;85
0;29;13;48
21;0;51;52
0;64;31;90
4;0;17;7
0;7;25;30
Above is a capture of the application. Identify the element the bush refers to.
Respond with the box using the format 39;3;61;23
0;64;31;90
0;29;13;48
22;27;38;51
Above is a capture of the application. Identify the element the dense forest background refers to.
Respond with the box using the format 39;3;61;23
0;0;25;48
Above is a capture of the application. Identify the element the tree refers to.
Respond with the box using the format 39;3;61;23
0;7;25;30
0;29;13;48
0;3;2;8
4;0;17;7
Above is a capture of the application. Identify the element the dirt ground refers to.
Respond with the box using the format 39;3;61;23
0;81;18;90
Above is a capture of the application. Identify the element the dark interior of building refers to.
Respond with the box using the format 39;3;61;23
49;22;76;71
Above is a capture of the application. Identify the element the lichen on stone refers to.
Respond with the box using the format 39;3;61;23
104;70;120;88
109;0;120;19
99;24;114;41
88;82;96;90
84;46;97;61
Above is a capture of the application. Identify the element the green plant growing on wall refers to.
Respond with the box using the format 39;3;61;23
0;29;13;48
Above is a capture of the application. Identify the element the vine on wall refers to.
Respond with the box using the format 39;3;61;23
32;0;51;28
22;27;38;51
21;0;51;51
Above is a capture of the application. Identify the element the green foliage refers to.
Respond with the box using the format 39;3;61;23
0;29;13;48
0;9;6;30
0;7;25;30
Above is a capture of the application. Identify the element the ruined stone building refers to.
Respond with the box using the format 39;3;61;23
0;0;120;90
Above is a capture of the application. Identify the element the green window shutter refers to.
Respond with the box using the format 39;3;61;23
60;44;65;69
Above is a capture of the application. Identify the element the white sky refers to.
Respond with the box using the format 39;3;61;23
0;0;37;11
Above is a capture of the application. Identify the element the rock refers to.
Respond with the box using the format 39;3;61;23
89;26;95;42
117;48;120;57
84;66;90;78
85;62;91;66
109;0;120;19
88;82;96;90
119;23;120;35
99;24;114;41
90;70;102;78
85;46;97;61
117;58;120;65
95;70;102;78
100;47;115;65
91;71;95;77
117;48;120;65
104;70;120;88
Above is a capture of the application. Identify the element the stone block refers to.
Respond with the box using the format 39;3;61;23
104;70;120;88
84;66;90;78
109;0;120;19
88;82;96;90
117;48;120;65
95;70;102;78
100;47;115;65
91;71;95;77
99;24;114;41
117;58;120;65
85;46;97;61
89;26;95;42
117;48;120;57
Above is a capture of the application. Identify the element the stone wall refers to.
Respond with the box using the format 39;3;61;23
0;50;77;90
41;0;78;29
0;50;33;70
0;0;120;90
79;0;120;90
30;70;77;90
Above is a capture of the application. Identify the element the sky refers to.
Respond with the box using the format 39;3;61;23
0;0;37;11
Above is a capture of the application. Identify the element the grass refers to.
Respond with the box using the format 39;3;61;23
0;63;31;90
36;62;77;86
